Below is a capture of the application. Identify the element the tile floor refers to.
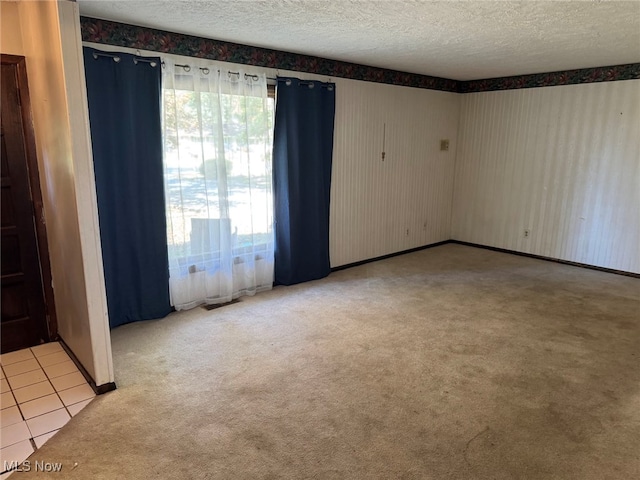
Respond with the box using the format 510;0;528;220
0;342;95;477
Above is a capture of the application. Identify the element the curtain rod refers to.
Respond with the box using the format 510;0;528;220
92;52;276;80
93;51;339;85
171;63;276;81
89;46;333;85
92;51;160;68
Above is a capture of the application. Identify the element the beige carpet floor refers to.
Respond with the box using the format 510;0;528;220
20;244;640;479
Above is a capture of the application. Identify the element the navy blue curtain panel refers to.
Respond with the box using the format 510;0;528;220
272;77;336;286
83;47;171;328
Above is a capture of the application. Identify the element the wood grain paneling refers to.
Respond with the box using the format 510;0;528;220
330;79;460;267
452;80;640;273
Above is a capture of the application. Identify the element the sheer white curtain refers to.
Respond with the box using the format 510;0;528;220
162;60;274;310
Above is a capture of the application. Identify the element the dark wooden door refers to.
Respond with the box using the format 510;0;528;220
1;56;51;353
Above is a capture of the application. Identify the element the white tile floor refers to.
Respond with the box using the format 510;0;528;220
0;342;95;477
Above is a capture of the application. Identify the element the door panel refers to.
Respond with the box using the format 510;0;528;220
1;61;49;353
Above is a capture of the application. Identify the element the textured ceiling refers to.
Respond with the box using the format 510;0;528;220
78;1;640;81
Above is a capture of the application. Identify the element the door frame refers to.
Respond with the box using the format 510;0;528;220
1;54;57;341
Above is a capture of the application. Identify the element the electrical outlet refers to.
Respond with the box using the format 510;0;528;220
524;229;530;238
440;139;450;151
406;229;410;236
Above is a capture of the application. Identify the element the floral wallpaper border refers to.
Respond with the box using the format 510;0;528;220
80;17;458;92
80;17;640;93
460;63;640;93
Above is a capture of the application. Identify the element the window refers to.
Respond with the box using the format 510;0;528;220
162;63;275;309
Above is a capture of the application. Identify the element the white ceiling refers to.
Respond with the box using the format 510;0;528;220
78;1;640;81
